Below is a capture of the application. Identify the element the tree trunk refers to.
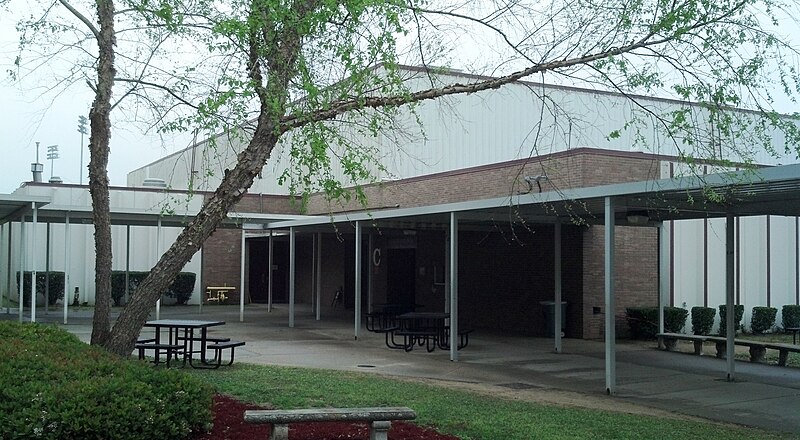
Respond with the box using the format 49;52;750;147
88;0;116;346
102;0;317;357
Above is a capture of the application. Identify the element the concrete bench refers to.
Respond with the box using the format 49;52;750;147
244;407;416;440
656;332;710;355
708;337;800;365
658;333;800;366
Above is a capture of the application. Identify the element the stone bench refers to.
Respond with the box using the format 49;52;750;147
656;332;710;355
244;406;416;440
657;333;800;366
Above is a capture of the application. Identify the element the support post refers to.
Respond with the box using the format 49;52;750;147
449;212;459;361
268;230;274;312
155;218;162;320
18;219;25;322
658;223;669;336
726;213;736;381
6;223;11;314
31;204;37;323
368;233;374;314
126;225;131;309
45;223;50;314
554;220;562;354
240;229;246;322
604;197;616;395
289;227;295;328
63;216;70;324
315;232;322;321
355;221;362;340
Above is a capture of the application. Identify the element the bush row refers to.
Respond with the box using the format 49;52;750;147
14;272;65;306
0;321;213;439
629;304;800;338
626;307;689;339
110;271;196;306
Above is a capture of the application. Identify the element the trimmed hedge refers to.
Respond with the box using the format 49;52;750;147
626;307;689;339
718;304;745;336
0;321;212;439
110;271;196;306
15;271;65;306
691;306;716;335
751;306;777;334
783;305;800;329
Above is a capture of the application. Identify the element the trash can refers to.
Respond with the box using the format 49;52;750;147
540;301;567;337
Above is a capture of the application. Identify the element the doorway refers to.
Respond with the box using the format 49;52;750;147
248;239;289;303
386;248;416;310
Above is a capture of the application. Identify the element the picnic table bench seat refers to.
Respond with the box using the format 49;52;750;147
206;340;246;368
244;406;416;440
134;341;183;367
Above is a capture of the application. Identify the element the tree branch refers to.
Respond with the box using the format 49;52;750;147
58;0;100;40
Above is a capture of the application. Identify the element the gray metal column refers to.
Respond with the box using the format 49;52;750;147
63;216;70;324
367;233;374;314
289;227;296;328
354;221;362;340
18;218;25;322
449;212;459;362
268;230;274;312
31;204;38;323
554;220;562;354
5;222;11;314
658;223;669;337
155;218;162;320
240;229;246;322
726;213;736;381
315;232;322;320
45;223;50;314
126;225;131;310
604;197;616;395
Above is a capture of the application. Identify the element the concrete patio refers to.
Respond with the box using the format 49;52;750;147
9;303;800;434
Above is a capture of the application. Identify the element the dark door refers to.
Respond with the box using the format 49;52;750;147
386;248;416;310
248;239;269;303
248;239;289;303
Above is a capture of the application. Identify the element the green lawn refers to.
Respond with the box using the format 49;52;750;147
186;364;790;440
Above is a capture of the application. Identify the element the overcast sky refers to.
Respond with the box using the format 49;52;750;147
0;9;193;194
1;4;799;195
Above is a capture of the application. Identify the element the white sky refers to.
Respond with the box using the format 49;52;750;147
1;3;799;195
0;10;193;194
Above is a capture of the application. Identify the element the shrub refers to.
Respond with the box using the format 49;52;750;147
783;305;800;329
718;304;745;335
691;306;716;335
626;307;688;339
165;272;196;305
0;321;212;440
751;306;777;334
15;271;65;306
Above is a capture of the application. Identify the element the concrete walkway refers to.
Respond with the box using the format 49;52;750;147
9;304;800;434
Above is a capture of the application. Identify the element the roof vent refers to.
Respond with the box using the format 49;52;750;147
142;178;167;188
48;176;63;184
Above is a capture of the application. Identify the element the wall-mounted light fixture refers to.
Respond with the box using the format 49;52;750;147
523;175;549;194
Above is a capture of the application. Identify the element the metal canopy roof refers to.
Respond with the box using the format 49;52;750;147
265;163;800;231
0;195;51;225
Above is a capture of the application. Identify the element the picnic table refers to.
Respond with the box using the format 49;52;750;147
140;319;241;369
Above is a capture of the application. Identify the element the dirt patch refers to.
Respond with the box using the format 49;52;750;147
192;394;460;440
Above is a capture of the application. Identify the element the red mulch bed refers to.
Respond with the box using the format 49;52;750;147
192;394;460;440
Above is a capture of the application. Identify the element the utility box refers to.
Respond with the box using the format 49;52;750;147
540;301;567;337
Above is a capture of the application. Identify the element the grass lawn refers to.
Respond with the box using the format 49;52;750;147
186;363;790;440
